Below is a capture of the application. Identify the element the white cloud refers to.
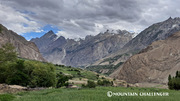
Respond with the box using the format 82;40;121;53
56;31;81;39
0;0;180;38
35;29;44;33
0;4;42;34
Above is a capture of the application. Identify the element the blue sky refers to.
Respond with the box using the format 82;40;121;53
22;24;60;40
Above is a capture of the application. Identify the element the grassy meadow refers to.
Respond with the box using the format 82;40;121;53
0;87;180;101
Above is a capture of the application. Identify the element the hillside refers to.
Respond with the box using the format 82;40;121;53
0;24;45;61
86;53;133;75
111;31;180;84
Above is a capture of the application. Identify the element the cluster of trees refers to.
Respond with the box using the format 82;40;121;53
168;71;180;90
0;43;69;88
97;80;113;86
55;64;65;67
82;79;113;88
82;80;96;88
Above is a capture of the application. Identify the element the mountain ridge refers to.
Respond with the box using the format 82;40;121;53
0;24;45;61
92;17;180;67
31;29;134;67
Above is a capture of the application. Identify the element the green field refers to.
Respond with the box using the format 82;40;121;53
0;87;179;101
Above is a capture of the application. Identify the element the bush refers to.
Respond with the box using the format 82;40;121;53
81;80;96;88
81;84;86;88
101;77;105;79
97;80;113;86
5;60;30;86
0;43;66;88
26;61;56;87
0;59;57;88
77;72;81;76
56;73;70;88
86;80;96;88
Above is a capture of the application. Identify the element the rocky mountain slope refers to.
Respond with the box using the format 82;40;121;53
111;31;180;84
123;17;180;53
31;30;133;67
93;17;180;68
0;24;45;61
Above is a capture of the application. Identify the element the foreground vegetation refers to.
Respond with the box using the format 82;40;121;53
0;87;180;101
1;43;180;101
0;43;58;87
0;43;101;88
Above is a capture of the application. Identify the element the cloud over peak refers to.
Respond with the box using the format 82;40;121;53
0;0;180;39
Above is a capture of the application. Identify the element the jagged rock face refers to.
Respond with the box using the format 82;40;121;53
31;30;58;53
63;31;133;67
31;30;133;67
110;31;180;84
123;17;180;52
96;17;180;68
0;24;45;61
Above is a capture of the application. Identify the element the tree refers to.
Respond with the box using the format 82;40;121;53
168;71;180;90
176;71;178;78
0;43;17;63
56;73;69;88
0;58;57;87
175;71;180;78
0;26;2;33
0;43;17;83
6;60;29;86
29;62;56;87
168;75;171;81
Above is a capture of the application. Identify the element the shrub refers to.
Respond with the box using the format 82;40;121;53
56;73;70;88
5;60;29;86
81;80;96;88
97;80;113;86
86;80;96;88
28;62;56;87
77;72;81;76
81;84;86;88
0;59;57;87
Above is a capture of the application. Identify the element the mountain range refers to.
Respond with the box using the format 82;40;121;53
31;30;134;67
30;17;180;83
91;17;180;74
1;17;180;86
